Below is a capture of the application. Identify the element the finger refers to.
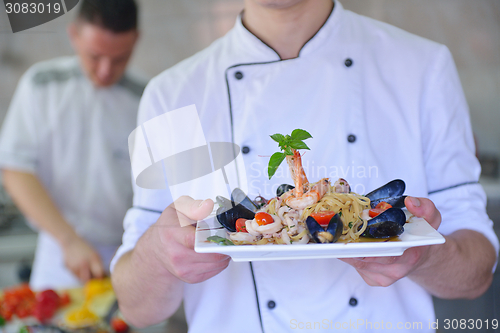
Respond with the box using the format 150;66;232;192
405;197;442;229
78;262;91;282
171;196;215;225
90;256;105;279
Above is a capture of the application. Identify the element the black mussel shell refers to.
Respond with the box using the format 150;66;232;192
216;196;255;232
277;184;295;197
362;208;406;238
231;188;258;212
306;214;343;244
369;195;407;209
365;179;405;202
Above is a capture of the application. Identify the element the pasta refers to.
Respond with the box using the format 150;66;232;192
228;178;372;245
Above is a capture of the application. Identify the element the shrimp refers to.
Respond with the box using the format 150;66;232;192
284;178;330;210
286;150;309;198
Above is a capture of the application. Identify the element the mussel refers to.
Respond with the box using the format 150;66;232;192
216;188;257;232
277;184;295;197
306;214;343;244
365;179;407;209
362;208;406;238
231;188;258;212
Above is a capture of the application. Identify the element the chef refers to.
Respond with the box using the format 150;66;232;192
0;0;143;290
111;0;498;332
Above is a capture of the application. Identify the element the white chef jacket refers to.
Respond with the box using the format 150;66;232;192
0;56;144;289
111;2;499;332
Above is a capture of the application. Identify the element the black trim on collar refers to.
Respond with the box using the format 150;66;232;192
132;206;163;214
239;1;335;60
428;181;479;195
249;262;265;333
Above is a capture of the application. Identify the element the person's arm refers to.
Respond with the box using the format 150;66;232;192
2;169;104;282
340;196;496;299
111;196;230;328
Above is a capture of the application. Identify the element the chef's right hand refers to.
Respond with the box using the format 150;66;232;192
62;235;104;282
153;196;231;284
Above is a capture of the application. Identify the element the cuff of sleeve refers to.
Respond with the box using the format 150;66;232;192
110;207;162;272
431;184;500;272
0;152;37;174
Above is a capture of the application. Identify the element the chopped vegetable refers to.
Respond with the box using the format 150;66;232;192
207;236;234;246
235;218;248;233
34;290;60;323
0;315;5;327
369;202;392;218
310;211;336;227
111;318;129;333
375;202;392;210
255;212;274;226
268;129;312;179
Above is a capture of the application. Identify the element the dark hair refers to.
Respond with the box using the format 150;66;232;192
77;0;138;33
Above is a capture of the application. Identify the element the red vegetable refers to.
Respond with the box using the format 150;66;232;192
33;290;60;323
255;212;274;226
310;211;336;227
235;218;248;233
369;202;393;218
111;318;129;333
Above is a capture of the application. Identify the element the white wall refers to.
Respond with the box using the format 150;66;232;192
0;0;499;155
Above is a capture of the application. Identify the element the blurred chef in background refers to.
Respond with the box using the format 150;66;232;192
0;0;144;290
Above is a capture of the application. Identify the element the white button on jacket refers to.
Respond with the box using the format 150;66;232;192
113;2;498;332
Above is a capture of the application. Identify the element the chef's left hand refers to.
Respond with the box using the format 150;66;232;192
339;196;441;287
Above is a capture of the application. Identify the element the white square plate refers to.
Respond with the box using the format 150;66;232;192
194;216;445;261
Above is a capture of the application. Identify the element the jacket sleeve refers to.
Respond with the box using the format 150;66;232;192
0;69;42;173
421;45;499;257
111;79;174;271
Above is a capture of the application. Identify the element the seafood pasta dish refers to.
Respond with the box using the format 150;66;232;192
214;129;407;246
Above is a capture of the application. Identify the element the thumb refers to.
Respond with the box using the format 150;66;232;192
171;196;214;227
404;196;441;229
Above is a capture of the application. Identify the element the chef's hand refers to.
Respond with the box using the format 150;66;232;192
339;196;441;287
62;235;105;282
153;196;231;284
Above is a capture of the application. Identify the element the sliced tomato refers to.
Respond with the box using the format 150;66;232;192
255;212;274;226
369;202;392;218
235;218;248;233
310;211;336;227
375;202;392;210
369;208;384;218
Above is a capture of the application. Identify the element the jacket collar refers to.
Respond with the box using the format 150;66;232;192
231;0;344;61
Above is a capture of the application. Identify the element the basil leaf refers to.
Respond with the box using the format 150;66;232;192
284;146;294;156
207;235;234;246
270;133;285;143
268;152;286;179
288;140;310;150
291;129;312;141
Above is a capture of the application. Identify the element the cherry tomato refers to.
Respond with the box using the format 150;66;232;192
368;208;384;218
369;202;392;218
375;202;392;210
111;318;129;333
255;212;274;226
310;211;336;227
235;218;248;233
